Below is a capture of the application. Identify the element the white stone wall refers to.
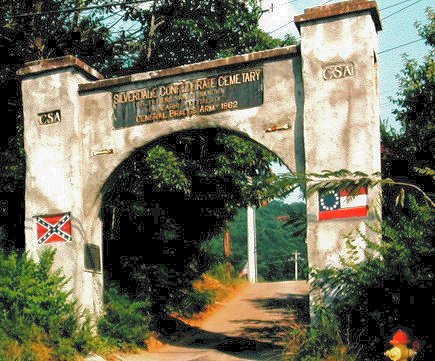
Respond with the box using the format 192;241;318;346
299;10;381;272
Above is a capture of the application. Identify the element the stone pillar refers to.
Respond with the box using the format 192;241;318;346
295;0;382;301
17;56;106;317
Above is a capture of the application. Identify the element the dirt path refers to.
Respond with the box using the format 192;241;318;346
113;281;309;361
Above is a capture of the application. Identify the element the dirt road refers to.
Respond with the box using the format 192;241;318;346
113;280;309;361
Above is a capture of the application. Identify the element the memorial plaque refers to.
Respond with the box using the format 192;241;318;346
84;244;101;272
113;68;263;129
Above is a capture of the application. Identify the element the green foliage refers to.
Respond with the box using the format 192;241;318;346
383;7;434;194
102;129;302;322
0;249;97;360
284;305;354;361
145;145;191;193
98;285;151;347
204;200;307;281
309;195;433;360
0;0;297;253
125;0;297;71
0;0;132;252
213;133;288;206
285;13;434;359
207;262;234;283
0;1;130;76
0;250;72;336
391;8;434;158
169;288;215;318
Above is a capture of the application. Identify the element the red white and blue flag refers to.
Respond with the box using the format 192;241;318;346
36;213;72;244
319;187;368;221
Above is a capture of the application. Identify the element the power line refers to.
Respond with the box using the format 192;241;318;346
269;20;295;34
381;0;423;21
268;0;424;36
17;0;154;17
381;0;417;12
99;8;124;22
379;38;424;54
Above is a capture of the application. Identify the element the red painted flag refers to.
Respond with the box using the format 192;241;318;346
36;213;72;244
319;187;368;221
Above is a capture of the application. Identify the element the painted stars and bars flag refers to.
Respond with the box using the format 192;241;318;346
36;213;72;244
319;187;368;221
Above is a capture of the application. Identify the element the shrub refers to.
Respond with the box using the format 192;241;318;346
309;195;434;360
0;249;96;360
284;305;355;361
0;250;75;336
98;285;151;347
173;287;215;317
166;262;241;318
207;262;234;283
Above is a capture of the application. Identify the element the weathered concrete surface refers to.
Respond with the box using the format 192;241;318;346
18;0;382;317
298;1;382;272
20;66;104;314
294;0;382;31
77;48;304;207
114;281;309;361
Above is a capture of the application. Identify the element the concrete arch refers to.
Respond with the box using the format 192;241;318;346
18;1;382;317
99;123;301;197
78;51;305;211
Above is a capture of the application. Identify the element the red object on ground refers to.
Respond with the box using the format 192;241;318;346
390;329;411;345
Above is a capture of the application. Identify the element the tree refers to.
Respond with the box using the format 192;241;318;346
122;0;297;72
382;7;434;195
204;200;307;281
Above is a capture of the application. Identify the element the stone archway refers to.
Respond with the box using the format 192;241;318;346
18;0;382;316
99;127;301;319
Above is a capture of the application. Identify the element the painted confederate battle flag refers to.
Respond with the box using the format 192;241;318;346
319;187;368;221
36;213;72;244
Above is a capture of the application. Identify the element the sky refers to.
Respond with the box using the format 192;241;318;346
259;0;433;130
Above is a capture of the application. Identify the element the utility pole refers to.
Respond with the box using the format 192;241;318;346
293;251;301;281
247;204;257;283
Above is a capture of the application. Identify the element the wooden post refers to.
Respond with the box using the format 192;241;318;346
224;223;231;278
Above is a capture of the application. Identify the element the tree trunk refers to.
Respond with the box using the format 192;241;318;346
224;223;231;278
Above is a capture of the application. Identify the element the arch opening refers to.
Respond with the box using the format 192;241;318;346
100;127;307;328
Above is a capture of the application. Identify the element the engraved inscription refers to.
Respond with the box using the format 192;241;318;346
38;109;61;125
322;62;355;80
112;68;263;129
